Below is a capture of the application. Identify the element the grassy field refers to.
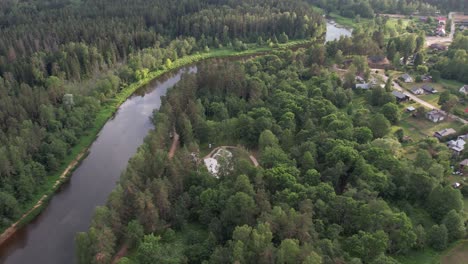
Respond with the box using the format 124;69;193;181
328;13;371;29
1;39;318;235
397;111;464;142
397;240;468;264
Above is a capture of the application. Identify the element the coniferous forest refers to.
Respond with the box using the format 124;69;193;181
2;0;468;263
0;0;323;231
77;51;465;263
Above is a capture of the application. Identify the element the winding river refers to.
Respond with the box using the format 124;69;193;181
0;21;352;264
0;67;196;263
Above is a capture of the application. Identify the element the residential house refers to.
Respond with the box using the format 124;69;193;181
434;128;456;139
447;136;466;155
422;84;437;94
460;159;468;171
400;73;414;83
355;83;371;90
392;91;409;102
426;109;446;123
459;85;468;95
411;87;424;95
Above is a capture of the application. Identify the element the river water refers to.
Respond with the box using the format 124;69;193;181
0;67;196;264
0;20;352;264
326;20;353;42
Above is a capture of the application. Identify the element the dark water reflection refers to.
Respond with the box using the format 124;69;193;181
0;67;196;264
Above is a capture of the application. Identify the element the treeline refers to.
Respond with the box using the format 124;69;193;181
77;50;465;263
309;0;439;18
0;0;324;231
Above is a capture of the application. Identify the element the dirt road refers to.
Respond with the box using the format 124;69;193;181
426;12;455;47
376;71;467;124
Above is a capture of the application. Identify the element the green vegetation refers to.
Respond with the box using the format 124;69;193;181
0;0;325;233
78;47;465;263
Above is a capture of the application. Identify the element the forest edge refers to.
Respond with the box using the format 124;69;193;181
0;38;319;247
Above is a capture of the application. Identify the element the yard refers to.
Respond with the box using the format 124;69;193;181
397;111;464;142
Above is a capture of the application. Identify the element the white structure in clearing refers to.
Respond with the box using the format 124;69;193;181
204;148;233;177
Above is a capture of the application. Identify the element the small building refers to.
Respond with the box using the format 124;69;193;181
447;137;466;155
355;76;365;84
355;83;371;90
459;85;468;95
400;73;414;83
453;182;461;189
460;159;468;171
406;106;416;112
411;87;424;95
437;16;447;25
422;84;437;94
426;109;446;123
392;90;409;102
434;128;456;139
421;75;433;82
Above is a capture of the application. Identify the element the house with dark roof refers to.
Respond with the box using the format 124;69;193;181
392;91;409;102
426;109;446;123
411;87;424;95
434;128;456;139
400;73;414;83
422;84;437;94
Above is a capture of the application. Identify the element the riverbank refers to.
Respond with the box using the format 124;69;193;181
0;39;317;246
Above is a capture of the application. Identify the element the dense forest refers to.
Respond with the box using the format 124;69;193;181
77;49;465;263
0;0;325;231
311;0;466;18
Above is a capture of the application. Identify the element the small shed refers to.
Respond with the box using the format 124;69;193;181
406;106;416;112
411;87;424;95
